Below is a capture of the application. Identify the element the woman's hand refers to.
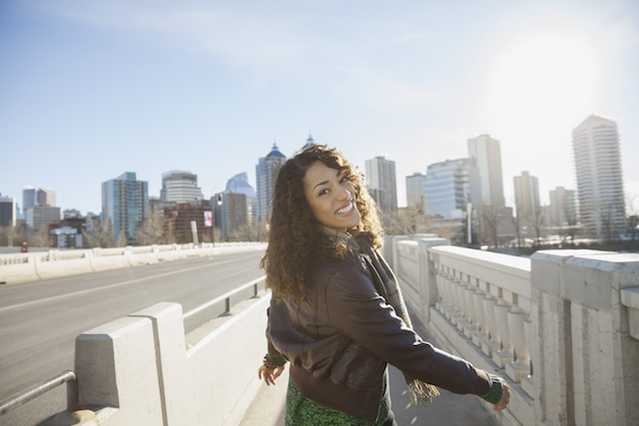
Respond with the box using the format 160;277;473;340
493;382;511;412
258;364;285;386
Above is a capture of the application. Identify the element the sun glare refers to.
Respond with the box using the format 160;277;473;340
483;34;598;132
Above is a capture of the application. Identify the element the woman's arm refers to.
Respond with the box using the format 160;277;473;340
325;265;492;397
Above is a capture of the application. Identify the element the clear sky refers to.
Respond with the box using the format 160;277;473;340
2;1;638;214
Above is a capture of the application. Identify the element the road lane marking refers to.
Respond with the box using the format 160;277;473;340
0;257;258;314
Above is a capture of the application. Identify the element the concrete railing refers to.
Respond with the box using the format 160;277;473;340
71;279;270;426
386;236;639;426
0;242;267;285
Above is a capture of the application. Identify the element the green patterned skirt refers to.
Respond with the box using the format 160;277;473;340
285;377;392;426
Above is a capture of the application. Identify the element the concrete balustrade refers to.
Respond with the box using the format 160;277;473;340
386;237;639;426
0;242;266;285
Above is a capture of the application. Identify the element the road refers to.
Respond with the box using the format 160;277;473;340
0;250;265;426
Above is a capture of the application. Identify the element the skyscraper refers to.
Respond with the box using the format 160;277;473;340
102;172;149;244
365;156;398;213
256;144;287;223
0;194;16;227
25;207;61;230
467;134;505;208
572;115;626;239
424;158;472;219
513;171;541;223
301;134;316;151
549;186;577;227
160;170;203;203
22;187;56;210
406;172;427;213
226;172;257;226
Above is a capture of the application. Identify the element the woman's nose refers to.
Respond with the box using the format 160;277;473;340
336;186;351;201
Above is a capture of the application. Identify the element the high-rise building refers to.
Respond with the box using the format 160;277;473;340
226;172;257;226
62;209;82;219
301;134;316;151
25;206;61;230
467;134;505;208
365;156;398;213
573;115;626;239
163;200;212;244
256;144;287;223
101;172;149;244
22;187;56;210
424;158;472;219
406;172;427;213
0;194;16;227
513;171;541;223
214;192;248;240
549;186;577;227
160;170;203;203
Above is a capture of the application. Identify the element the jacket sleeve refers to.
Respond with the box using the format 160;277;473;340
265;305;288;366
324;265;491;397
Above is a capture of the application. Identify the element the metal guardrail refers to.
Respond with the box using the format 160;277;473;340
0;370;77;416
183;275;266;319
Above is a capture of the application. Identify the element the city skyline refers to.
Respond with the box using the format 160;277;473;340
2;2;638;214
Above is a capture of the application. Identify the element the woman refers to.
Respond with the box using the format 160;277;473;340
258;145;510;425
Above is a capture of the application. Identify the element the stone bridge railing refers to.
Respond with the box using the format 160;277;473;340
384;236;639;426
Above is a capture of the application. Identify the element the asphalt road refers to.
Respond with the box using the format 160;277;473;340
0;250;265;426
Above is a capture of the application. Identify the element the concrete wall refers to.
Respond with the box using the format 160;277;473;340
0;242;266;285
74;297;270;426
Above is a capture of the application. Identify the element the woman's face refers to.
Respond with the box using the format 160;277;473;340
303;161;361;231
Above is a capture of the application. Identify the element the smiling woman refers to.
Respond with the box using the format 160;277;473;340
258;144;511;425
484;34;598;130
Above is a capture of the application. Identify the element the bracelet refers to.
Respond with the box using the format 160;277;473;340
263;353;287;369
480;374;504;405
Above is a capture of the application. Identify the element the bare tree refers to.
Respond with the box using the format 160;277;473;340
479;205;499;248
136;214;167;245
626;193;638;242
29;225;51;248
511;213;522;248
531;205;545;246
0;227;9;246
83;217;116;248
382;207;423;235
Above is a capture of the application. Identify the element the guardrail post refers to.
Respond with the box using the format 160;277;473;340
224;297;231;315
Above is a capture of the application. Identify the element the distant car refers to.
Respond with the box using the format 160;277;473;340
20;242;28;253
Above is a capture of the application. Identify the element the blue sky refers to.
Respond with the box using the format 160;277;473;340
1;1;638;214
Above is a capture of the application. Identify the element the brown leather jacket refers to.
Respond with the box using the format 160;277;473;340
267;247;492;421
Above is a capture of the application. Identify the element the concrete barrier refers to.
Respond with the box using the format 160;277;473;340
74;297;269;426
0;253;39;284
89;248;130;272
33;251;94;280
0;243;267;285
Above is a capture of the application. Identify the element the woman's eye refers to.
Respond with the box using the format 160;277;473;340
318;189;328;196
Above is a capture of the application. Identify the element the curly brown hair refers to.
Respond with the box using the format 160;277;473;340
260;144;383;301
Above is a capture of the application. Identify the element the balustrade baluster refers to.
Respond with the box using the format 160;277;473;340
480;283;499;357
505;303;531;384
492;288;513;368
